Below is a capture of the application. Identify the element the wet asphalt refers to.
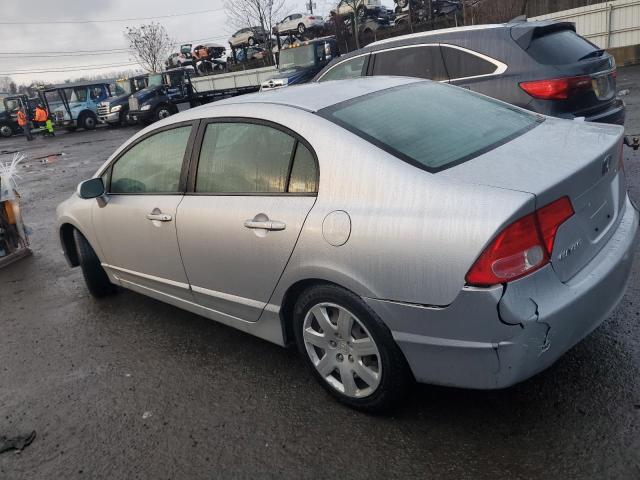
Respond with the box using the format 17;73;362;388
1;67;640;479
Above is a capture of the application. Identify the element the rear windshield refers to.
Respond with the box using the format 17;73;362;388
318;81;541;172
526;29;599;65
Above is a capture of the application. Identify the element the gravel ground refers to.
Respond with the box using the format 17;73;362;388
1;69;640;479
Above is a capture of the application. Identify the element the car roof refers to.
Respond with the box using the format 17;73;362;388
192;76;422;113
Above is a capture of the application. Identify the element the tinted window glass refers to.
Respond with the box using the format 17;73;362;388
110;126;190;193
320;82;540;172
372;46;448;81
441;46;497;79
196;122;295;193
288;143;318;193
526;29;597;65
319;56;367;81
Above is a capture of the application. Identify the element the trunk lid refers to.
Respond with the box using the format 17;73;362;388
440;117;626;282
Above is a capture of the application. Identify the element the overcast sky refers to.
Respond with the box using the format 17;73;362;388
0;0;363;86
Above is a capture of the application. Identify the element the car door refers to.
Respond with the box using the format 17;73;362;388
280;16;291;32
177;119;319;322
93;122;197;300
369;45;449;81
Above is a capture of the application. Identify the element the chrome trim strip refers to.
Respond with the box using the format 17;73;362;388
191;284;265;310
102;263;190;290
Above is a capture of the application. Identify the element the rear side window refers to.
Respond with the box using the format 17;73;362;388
319;56;367;81
372;46;448;81
441;46;497;79
288;142;318;193
319;82;541;172
196;122;295;193
525;29;598;65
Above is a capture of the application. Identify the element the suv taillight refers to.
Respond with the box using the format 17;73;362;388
466;197;574;286
519;75;592;100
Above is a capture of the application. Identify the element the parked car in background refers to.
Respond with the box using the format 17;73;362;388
315;20;625;125
165;44;196;70
274;13;325;35
58;77;638;412
261;37;339;91
335;0;384;19
228;27;269;47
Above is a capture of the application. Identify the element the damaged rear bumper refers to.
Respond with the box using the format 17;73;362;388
365;196;639;389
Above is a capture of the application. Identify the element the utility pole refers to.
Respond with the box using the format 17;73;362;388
408;0;413;33
307;0;314;14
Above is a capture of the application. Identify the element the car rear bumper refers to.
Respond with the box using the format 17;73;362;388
365;195;638;389
583;98;625;125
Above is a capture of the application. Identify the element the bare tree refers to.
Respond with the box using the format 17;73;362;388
334;0;363;49
124;22;173;73
224;0;289;57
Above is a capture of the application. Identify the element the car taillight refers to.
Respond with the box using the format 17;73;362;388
519;75;592;100
466;197;574;286
309;16;317;19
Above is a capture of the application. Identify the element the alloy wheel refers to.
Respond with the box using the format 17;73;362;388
158;108;171;119
303;303;381;398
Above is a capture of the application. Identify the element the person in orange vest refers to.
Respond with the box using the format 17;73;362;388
16;107;33;142
34;103;54;136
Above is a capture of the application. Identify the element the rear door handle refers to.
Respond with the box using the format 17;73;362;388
244;220;286;231
146;213;172;222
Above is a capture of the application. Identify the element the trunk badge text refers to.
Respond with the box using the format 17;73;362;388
558;239;582;261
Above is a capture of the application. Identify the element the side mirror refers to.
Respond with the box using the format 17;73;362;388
77;177;105;199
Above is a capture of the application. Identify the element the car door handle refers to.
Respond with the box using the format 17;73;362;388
146;213;172;222
244;220;286;231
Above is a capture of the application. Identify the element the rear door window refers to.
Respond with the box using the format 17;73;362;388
371;46;448;81
525;29;598;65
441;46;498;79
319;81;541;172
318;55;368;81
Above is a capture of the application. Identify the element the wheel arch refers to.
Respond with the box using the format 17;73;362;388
277;273;377;346
59;222;81;267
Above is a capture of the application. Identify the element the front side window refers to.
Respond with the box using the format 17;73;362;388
196;122;295;193
319;81;541;172
372;46;448;81
110;126;191;193
318;55;367;82
441;46;497;79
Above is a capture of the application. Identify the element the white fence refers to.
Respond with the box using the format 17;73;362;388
532;0;640;49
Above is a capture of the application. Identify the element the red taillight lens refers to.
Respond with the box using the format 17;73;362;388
466;197;574;286
519;75;592;100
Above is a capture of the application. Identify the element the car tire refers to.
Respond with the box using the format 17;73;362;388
297;23;306;34
293;284;412;413
79;112;97;130
0;123;13;138
397;0;408;8
248;36;256;46
356;6;367;20
73;230;117;298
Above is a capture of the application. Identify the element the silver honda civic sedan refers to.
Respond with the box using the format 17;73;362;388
57;77;639;412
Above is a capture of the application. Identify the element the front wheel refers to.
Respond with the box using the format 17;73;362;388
357;6;367;20
0;123;13;138
73;230;117;298
248;36;256;46
293;284;412;413
154;105;172;122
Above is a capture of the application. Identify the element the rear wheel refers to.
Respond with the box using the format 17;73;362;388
357;6;367;20
297;23;306;34
248;36;256;46
0;123;13;138
293;284;412;413
73;230;117;298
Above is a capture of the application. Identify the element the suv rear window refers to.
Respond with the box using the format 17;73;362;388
318;81;541;172
525;29;599;65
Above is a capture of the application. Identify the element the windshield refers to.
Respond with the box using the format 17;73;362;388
44;90;65;110
319;82;542;172
115;80;131;96
279;45;316;69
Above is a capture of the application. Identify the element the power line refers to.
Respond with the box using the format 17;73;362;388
0;36;231;57
0;62;140;76
0;7;225;25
